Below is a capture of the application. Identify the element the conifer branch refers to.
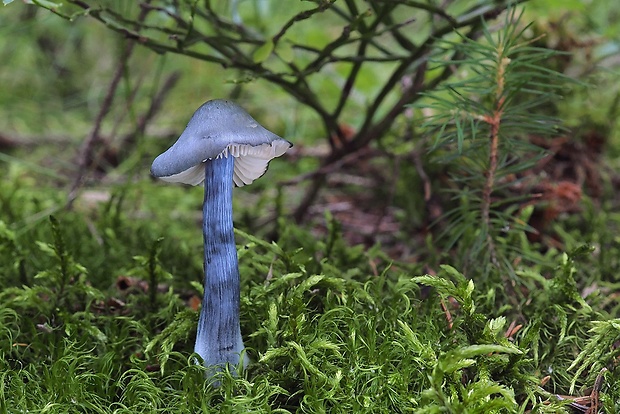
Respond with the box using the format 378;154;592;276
421;8;568;282
480;54;510;267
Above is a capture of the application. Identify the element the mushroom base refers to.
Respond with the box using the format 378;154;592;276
196;155;249;380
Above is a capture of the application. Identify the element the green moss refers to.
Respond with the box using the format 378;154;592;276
0;197;618;411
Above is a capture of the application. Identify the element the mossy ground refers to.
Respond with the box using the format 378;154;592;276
1;175;619;412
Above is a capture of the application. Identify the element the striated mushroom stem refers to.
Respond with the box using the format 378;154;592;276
150;99;292;381
196;154;248;377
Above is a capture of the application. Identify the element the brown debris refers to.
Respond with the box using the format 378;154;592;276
188;295;202;312
542;367;608;413
116;275;150;294
504;320;523;340
523;133;605;244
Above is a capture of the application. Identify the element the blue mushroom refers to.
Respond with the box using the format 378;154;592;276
151;100;292;379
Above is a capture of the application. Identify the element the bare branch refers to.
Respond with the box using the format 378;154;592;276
30;0;524;220
66;1;154;208
273;1;335;45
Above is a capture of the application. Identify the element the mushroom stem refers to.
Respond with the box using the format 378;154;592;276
196;154;248;378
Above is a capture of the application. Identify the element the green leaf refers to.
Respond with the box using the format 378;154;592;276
276;41;294;62
487;316;506;336
439;264;466;282
260;346;289;362
253;40;274;63
439;344;522;373
411;274;458;296
32;0;62;8
35;241;57;257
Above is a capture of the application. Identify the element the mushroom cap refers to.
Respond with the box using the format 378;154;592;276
151;99;292;187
